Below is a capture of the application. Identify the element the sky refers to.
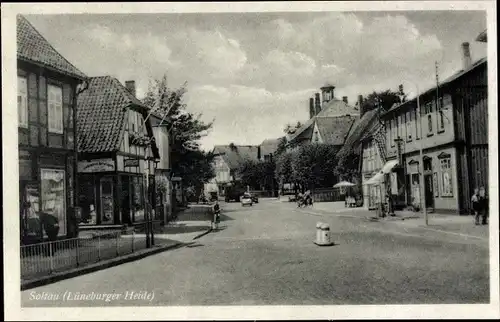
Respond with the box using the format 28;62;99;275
23;10;487;151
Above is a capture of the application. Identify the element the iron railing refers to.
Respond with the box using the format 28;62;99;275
20;230;147;281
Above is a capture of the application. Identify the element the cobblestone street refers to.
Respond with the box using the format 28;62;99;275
22;199;489;306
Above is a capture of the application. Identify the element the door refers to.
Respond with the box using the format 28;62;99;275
424;174;434;209
100;177;114;225
121;176;132;225
423;157;434;209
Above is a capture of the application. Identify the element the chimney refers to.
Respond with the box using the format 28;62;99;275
314;93;321;115
461;42;472;70
125;80;136;97
342;96;348;104
257;145;261;160
358;95;364;116
309;97;315;119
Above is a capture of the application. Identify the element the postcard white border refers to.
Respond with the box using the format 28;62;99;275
2;1;498;320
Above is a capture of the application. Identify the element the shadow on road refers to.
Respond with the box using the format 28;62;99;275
156;225;212;234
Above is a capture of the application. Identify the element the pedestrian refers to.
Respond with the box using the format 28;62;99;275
479;186;488;225
471;188;481;225
213;200;221;230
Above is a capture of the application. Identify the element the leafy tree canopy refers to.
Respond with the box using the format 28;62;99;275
142;74;215;191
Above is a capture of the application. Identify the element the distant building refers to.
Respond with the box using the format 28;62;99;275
287;85;359;149
206;145;260;196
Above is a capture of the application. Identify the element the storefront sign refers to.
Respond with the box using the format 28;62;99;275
78;159;115;173
124;158;140;167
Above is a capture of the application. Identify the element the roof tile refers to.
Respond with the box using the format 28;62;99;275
77;76;146;153
17;15;86;80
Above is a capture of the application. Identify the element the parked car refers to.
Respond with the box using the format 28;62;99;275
241;193;253;206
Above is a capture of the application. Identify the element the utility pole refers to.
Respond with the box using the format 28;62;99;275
139;89;180;248
416;86;428;226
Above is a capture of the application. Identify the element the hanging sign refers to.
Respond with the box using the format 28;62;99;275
78;158;115;173
124;158;140;167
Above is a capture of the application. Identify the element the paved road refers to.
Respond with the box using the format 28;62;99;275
22;199;489;306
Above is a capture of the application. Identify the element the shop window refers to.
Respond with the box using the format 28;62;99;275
41;169;66;236
48;85;63;134
440;158;453;196
18;76;28;128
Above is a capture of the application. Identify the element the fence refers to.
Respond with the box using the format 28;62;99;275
312;188;345;202
249;190;276;198
20;230;148;281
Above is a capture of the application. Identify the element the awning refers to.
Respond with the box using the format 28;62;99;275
381;159;399;174
363;171;384;185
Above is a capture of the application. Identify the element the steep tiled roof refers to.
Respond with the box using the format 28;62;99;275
77;76;148;153
213;145;259;170
259;138;282;156
336;109;381;163
315;115;358;145
385;57;487;115
17;15;86;80
317;99;359;117
288;98;359;143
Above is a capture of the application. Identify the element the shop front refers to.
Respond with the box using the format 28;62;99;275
19;151;76;241
77;156;156;227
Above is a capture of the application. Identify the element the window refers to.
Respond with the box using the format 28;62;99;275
415;107;420;139
41;169;66;236
438;111;445;131
425;102;434;135
18;76;28;128
406;111;412;141
48;85;63;134
391;118;397;146
440;158;453;196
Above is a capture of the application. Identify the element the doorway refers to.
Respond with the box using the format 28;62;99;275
100;177;114;225
423;157;435;210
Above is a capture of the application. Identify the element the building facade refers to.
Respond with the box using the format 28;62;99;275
76;77;160;227
17;16;87;242
150;112;173;224
382;42;487;214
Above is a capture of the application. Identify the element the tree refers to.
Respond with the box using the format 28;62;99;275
361;86;407;114
142;75;215;192
291;143;340;190
275;136;287;156
283;121;303;135
236;159;275;191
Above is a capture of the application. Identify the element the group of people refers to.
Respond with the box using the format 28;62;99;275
297;190;313;207
471;186;489;225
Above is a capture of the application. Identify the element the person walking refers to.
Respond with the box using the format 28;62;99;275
479;186;488;225
471;188;481;225
213;200;221;230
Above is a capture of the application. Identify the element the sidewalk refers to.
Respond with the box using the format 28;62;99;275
151;204;214;243
302;202;490;239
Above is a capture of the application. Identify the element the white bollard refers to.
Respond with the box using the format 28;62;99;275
316;222;323;244
314;223;334;246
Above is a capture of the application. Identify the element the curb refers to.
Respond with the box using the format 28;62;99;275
192;228;213;240
21;242;187;291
